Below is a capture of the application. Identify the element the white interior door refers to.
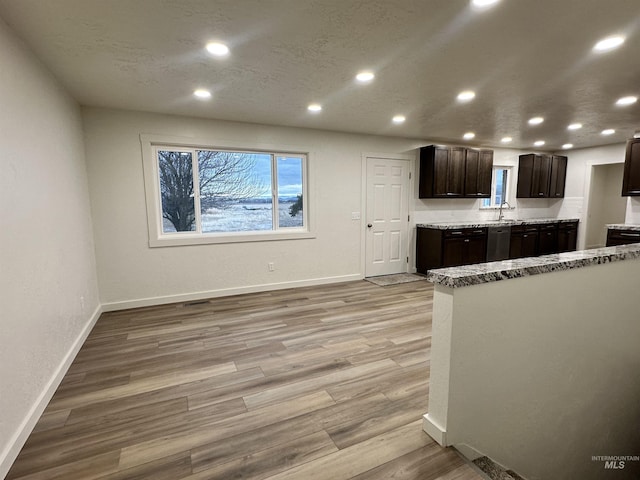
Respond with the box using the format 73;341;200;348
365;157;410;277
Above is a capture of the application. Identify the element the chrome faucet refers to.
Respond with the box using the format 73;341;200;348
498;201;511;221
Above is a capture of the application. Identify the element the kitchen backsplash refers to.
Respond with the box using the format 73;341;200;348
412;196;583;225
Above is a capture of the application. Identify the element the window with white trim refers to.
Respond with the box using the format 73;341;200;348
481;166;512;208
143;141;310;246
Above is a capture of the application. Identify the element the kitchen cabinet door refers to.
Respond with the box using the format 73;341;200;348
549;155;567;198
464;234;488;264
537;223;558;255
510;227;538;259
477;150;494;196
419;145;464;198
531;155;552;197
464;149;493;197
443;236;465;267
557;222;578;252
447;147;466;197
516;154;535;198
622;138;640;196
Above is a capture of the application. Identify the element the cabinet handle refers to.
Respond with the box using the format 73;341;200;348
450;231;463;235
620;233;640;237
523;234;528;238
472;230;484;234
464;239;470;243
538;193;544;196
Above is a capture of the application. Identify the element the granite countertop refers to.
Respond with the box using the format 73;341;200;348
606;224;640;231
426;243;640;288
417;218;579;229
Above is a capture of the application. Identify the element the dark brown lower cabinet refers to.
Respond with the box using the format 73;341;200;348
417;221;579;272
557;221;578;252
537;223;558;255
606;228;640;246
417;227;487;273
509;225;538;259
442;232;487;267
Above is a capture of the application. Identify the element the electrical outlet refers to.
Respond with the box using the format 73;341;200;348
268;262;275;272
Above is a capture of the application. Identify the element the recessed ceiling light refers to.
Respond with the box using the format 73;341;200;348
307;103;322;113
355;71;375;83
593;35;625;53
562;143;574;150
471;0;500;8
206;42;230;57
193;89;212;99
392;115;406;124
568;123;583;130
501;137;513;143
601;129;615;135
534;140;545;147
528;117;544;125
457;90;476;102
463;132;475;140
616;96;638;106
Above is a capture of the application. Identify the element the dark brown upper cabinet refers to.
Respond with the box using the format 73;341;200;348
549;155;567;198
622;138;640;196
419;145;493;198
516;154;567;198
464;149;493;197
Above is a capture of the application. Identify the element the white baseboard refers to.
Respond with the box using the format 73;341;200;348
423;413;448;446
0;304;103;480
101;274;363;312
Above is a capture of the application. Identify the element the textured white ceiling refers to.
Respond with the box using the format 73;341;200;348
0;0;639;150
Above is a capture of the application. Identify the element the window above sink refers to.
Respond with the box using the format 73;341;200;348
481;166;513;209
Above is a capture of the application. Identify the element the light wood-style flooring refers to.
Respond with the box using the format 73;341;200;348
7;280;484;480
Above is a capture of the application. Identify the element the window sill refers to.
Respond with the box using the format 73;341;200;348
479;205;515;211
149;229;315;248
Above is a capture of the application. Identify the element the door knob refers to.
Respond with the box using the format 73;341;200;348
367;224;373;228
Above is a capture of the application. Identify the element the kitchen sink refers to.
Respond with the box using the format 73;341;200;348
484;219;517;224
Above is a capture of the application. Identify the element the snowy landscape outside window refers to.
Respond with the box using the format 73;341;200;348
157;147;306;236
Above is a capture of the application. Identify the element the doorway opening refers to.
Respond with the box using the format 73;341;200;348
585;163;626;248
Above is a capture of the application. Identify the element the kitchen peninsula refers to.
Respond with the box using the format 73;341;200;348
422;242;640;480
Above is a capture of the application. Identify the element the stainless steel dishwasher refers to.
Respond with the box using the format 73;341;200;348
486;225;511;261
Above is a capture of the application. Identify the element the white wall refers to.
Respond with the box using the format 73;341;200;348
426;259;640;480
82;108;428;308
0;19;100;478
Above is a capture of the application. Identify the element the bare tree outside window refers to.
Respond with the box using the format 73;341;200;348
159;150;270;233
198;150;269;211
158;151;195;232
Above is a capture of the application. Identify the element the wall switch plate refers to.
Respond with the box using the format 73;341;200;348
268;262;275;272
351;212;361;220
